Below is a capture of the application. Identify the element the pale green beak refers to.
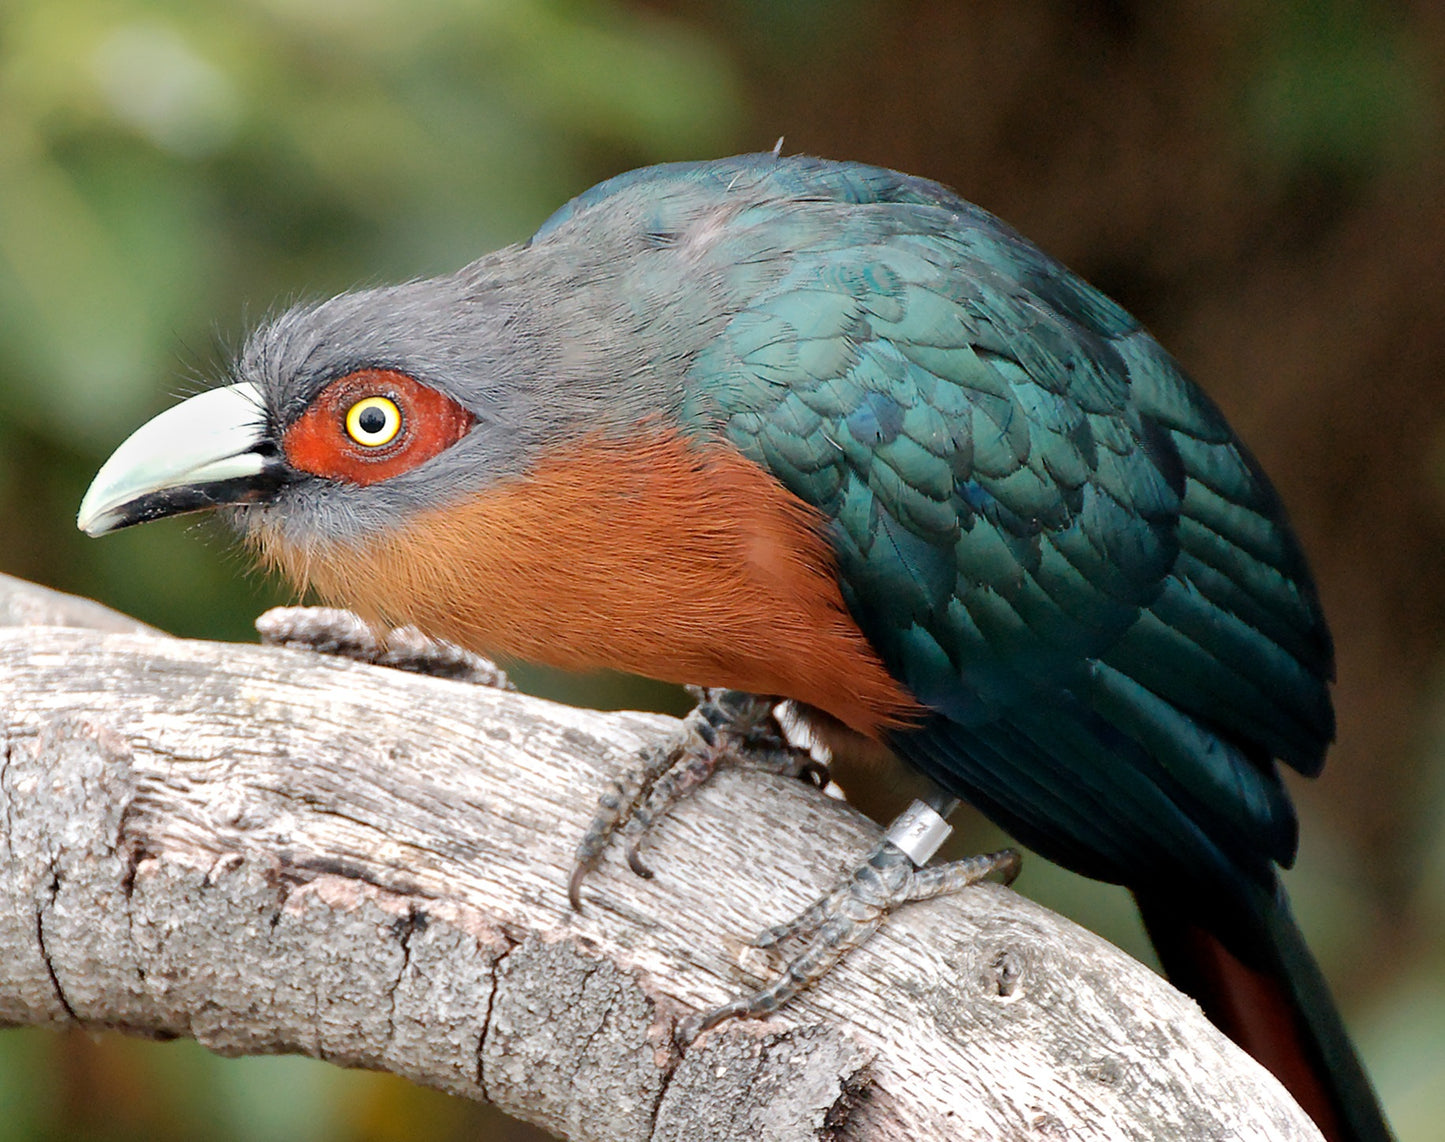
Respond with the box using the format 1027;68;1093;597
78;382;286;537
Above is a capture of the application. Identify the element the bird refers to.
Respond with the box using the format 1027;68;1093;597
78;152;1390;1141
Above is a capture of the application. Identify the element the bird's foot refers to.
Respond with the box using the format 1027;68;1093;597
569;688;826;909
255;606;512;689
677;829;1020;1043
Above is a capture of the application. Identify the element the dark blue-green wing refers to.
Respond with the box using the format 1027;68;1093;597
682;157;1333;903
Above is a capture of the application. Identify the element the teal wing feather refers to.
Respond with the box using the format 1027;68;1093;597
549;154;1378;1138
673;156;1334;919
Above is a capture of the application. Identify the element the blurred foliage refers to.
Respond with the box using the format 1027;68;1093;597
2;0;1443;1139
0;0;737;645
0;0;736;1138
1244;0;1436;181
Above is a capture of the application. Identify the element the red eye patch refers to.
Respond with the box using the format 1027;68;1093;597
281;369;475;486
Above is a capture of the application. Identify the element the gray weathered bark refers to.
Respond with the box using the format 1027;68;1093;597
0;572;1321;1141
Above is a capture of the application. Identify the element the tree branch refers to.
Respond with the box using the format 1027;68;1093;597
0;573;1321;1141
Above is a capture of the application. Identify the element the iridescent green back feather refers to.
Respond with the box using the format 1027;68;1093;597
540;152;1334;927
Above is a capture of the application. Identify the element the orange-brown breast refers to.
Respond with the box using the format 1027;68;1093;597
250;429;921;739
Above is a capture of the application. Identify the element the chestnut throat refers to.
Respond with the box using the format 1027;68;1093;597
250;430;920;738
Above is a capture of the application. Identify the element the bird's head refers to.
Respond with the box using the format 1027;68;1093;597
76;155;835;557
75;264;560;555
75;245;702;565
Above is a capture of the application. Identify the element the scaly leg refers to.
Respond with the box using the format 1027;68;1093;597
569;688;827;909
678;798;1020;1042
255;606;512;688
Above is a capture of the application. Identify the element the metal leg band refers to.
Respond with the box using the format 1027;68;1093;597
883;799;953;866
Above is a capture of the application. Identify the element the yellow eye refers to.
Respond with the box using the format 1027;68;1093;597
344;396;402;448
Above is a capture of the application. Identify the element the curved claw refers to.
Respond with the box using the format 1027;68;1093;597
567;861;592;912
798;757;830;787
675;997;751;1046
625;842;655;880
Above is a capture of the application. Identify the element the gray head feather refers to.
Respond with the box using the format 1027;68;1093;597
221;162;806;549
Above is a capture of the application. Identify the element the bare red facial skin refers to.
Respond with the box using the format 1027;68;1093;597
281;369;475;485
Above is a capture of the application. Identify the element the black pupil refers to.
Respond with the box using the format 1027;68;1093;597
358;405;389;436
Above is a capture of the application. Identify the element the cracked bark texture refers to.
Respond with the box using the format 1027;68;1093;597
0;573;1322;1141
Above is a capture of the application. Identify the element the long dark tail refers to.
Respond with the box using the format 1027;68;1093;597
1135;886;1392;1142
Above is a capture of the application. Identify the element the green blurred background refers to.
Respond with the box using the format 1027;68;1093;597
2;0;1442;1138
